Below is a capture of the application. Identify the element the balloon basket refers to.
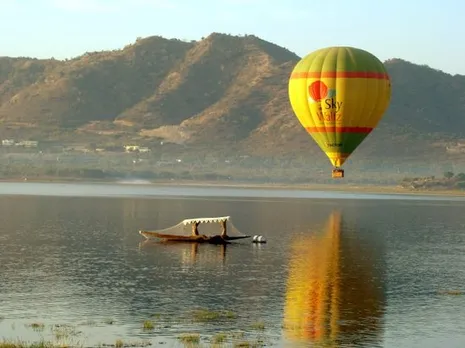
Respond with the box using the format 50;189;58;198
332;168;344;178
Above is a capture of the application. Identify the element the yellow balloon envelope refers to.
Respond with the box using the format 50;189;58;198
288;46;391;178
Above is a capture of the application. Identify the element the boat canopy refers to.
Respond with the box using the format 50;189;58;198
182;216;230;225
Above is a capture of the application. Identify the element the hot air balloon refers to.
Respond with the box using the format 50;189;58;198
288;47;391;178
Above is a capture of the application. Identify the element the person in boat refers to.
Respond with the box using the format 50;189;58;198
191;221;211;241
191;219;229;243
220;220;227;238
206;220;229;244
191;220;228;236
192;221;200;236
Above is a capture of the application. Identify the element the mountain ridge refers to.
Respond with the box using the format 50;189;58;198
1;32;465;167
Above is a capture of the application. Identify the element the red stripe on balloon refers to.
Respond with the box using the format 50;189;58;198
306;127;373;133
291;71;389;79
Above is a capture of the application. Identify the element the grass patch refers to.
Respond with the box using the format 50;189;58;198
178;333;200;345
103;318;116;325
229;331;245;339
191;309;237;322
192;309;220;322
0;340;57;348
438;290;463;296
26;323;45;331
142;320;154;331
223;311;237;319
234;341;263;348
211;333;227;344
0;338;153;348
250;321;265;330
50;324;81;342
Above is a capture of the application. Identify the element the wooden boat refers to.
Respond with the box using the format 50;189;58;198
138;216;251;244
138;231;250;244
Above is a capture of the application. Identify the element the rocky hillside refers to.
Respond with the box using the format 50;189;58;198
1;33;465;164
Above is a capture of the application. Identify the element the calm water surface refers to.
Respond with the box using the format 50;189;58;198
0;182;465;347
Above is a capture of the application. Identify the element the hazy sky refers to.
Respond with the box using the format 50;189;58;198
1;0;463;75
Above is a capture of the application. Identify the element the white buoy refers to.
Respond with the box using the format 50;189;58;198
252;235;267;244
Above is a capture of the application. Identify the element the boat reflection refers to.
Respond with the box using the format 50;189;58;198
283;210;386;347
139;239;227;266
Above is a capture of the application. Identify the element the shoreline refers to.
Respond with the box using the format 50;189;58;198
1;176;465;197
149;181;465;197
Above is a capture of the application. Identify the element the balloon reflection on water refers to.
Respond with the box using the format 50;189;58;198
283;211;386;347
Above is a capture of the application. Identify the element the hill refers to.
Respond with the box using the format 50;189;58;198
1;33;465;173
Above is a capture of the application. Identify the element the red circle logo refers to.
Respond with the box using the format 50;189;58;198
308;80;328;101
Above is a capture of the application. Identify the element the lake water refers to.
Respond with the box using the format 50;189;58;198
1;182;465;347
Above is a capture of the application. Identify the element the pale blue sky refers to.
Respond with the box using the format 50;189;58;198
1;0;463;75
